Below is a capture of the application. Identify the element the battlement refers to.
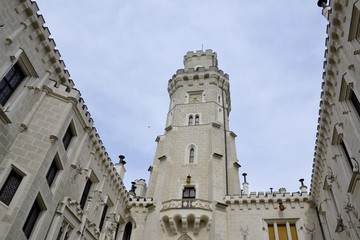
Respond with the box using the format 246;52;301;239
127;197;154;208
224;191;310;210
167;66;230;98
184;49;218;71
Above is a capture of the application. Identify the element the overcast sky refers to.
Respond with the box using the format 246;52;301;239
35;0;328;194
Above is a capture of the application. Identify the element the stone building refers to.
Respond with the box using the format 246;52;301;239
311;0;360;239
0;0;359;240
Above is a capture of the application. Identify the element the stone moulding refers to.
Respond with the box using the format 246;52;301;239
161;199;212;211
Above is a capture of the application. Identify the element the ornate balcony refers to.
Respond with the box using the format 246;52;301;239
160;199;212;236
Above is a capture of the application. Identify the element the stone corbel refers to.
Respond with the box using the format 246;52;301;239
168;217;177;235
49;134;58;143
182;216;188;234
193;217;201;235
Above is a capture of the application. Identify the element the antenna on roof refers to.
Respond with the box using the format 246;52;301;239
201;44;204;51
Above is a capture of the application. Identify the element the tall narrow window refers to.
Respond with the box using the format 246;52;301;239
122;222;132;240
99;204;108;231
195;115;199;125
189;148;195;163
182;187;196;199
340;139;354;170
349;4;360;42
62;124;75;150
46;159;59;187
0;63;25;105
114;222;120;240
0;169;23;205
79;179;92;209
23;199;42;238
350;90;360;117
188;115;193;125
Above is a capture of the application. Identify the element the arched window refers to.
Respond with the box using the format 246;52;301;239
188;115;193;125
194;115;199;125
189;148;195;163
122;222;132;240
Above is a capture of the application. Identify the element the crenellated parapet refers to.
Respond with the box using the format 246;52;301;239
183;49;218;70
127;197;154;208
224;191;311;210
167;66;230;97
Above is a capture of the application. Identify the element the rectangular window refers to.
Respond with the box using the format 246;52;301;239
62;124;74;150
23;200;42;238
0;63;25;105
267;221;298;240
56;220;73;240
349;4;360;42
350;90;360;117
46;159;59;187
340;139;354;170
182;187;196;199
80;179;92;209
99;204;108;231
0;169;23;205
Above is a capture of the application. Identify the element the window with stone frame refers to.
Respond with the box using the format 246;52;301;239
79;179;92;209
349;90;360;118
194;115;199;125
266;220;298;240
46;154;62;187
99;203;108;231
188;115;193;125
62;122;76;150
0;168;23;205
0;63;26;106
189;148;195;163
349;3;360;42
339;78;360;124
339;139;354;171
23;195;46;239
56;219;73;240
122;222;132;240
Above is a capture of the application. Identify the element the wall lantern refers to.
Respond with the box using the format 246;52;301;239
186;175;191;184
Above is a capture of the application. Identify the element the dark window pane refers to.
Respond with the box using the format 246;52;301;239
122;222;132;240
99;204;108;231
350;91;360;117
182;187;196;199
340;140;354;170
46;160;58;186
62;126;74;150
189;148;194;163
0;64;25;105
80;179;92;209
195;115;199;124
23;200;41;238
188;116;193;125
0;170;23;205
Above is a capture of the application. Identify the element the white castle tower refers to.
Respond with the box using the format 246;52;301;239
142;50;242;239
